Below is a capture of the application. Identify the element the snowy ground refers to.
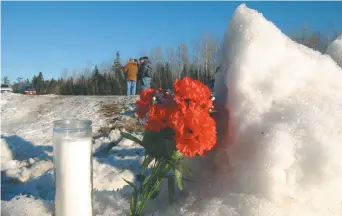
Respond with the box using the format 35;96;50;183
2;3;342;216
1;93;142;215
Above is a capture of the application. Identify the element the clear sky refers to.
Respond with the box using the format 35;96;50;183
2;1;342;82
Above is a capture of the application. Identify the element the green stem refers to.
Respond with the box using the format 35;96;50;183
141;159;164;189
130;159;172;216
137;178;164;215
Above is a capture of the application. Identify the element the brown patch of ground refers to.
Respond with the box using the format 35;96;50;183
99;103;144;135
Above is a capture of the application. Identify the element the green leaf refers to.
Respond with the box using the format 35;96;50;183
167;176;175;203
138;179;164;215
130;191;138;215
141;155;154;170
136;174;146;183
123;178;138;192
172;151;184;160
179;160;193;176
164;139;177;159
159;127;175;140
149;179;163;200
167;160;178;170
159;163;172;178
141;160;164;188
124;178;139;215
142;129;176;159
142;130;160;155
121;132;143;145
175;168;184;190
150;190;160;200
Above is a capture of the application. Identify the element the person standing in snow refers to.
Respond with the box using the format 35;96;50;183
138;56;153;91
123;58;139;96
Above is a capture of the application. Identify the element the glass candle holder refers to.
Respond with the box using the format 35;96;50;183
53;119;93;216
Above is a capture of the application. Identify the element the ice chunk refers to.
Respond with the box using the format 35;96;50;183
326;35;342;68
109;129;121;142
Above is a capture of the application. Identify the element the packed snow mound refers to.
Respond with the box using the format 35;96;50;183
326;35;342;68
212;3;342;216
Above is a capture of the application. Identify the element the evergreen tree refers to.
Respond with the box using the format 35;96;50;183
94;64;100;76
2;76;10;85
25;78;30;86
92;64;100;95
36;72;44;94
32;75;37;89
112;51;125;95
16;77;24;92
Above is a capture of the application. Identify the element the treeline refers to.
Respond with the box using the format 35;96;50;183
5;29;341;96
29;52;127;95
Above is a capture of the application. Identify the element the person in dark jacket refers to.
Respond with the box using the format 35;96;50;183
134;59;139;66
138;56;153;91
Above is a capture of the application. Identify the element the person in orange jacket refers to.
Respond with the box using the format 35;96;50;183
123;58;139;95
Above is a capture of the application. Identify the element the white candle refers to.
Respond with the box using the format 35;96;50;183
53;137;93;216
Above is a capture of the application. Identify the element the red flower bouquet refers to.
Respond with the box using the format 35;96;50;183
121;77;217;216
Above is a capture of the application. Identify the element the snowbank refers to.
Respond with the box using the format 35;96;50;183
2;4;342;216
326;35;342;68
211;3;342;215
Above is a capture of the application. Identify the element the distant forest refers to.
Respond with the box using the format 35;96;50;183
2;29;341;95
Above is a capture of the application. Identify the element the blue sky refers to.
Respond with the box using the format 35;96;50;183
2;1;342;82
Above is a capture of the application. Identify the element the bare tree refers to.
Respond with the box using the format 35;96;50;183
175;43;189;79
61;68;68;80
179;43;189;77
2;76;10;85
192;39;202;79
290;25;341;53
149;47;164;87
149;47;163;69
165;46;178;80
200;33;219;84
72;69;78;82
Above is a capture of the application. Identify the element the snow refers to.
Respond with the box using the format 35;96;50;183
1;139;13;169
108;129;122;142
1;93;140;214
211;3;342;215
2;4;342;216
326;35;342;68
